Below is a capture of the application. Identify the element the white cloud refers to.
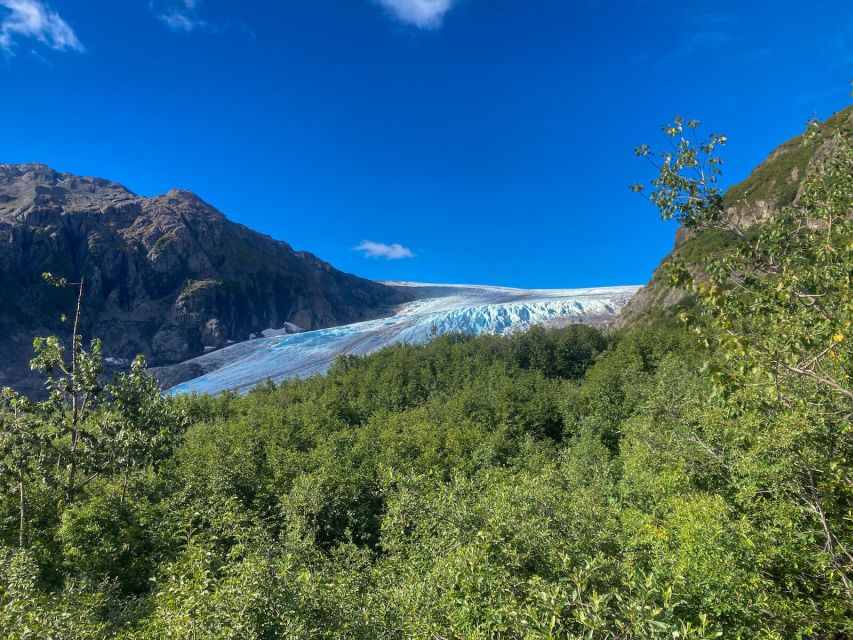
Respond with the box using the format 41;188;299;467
0;0;83;54
151;0;207;33
376;0;455;29
354;240;415;260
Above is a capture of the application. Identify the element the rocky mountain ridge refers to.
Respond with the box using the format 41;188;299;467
0;163;410;394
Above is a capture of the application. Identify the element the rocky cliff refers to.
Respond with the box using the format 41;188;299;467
616;105;853;328
0;164;410;394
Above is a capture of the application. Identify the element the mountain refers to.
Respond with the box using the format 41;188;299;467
157;283;640;394
616;105;853;328
0;163;410;394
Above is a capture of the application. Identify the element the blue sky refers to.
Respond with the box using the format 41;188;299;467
1;1;851;288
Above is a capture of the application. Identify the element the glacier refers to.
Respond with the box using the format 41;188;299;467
165;282;640;396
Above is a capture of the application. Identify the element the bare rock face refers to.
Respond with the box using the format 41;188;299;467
0;163;410;394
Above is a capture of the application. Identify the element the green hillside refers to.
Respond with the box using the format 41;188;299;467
724;106;853;209
617;105;853;328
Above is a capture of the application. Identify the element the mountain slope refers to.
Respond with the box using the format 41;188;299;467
616;105;853;328
0;163;409;394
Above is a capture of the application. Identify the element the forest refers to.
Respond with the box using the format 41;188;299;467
0;120;850;639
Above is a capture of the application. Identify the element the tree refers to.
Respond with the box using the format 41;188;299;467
0;389;41;547
30;276;105;506
635;116;853;598
106;355;181;504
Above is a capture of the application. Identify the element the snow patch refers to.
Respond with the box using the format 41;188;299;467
262;322;304;338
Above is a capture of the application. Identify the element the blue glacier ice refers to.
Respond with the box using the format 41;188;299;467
167;282;640;396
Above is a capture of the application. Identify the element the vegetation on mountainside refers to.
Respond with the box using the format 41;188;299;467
724;107;852;209
0;117;850;638
618;106;853;329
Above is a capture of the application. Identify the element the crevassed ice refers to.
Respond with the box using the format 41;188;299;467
168;283;640;396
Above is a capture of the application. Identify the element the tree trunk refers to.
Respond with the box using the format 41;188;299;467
66;431;78;505
121;457;131;504
66;278;85;506
18;466;26;548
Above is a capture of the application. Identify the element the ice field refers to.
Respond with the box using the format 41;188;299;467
167;282;640;395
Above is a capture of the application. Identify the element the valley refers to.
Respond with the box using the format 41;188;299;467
160;282;640;393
